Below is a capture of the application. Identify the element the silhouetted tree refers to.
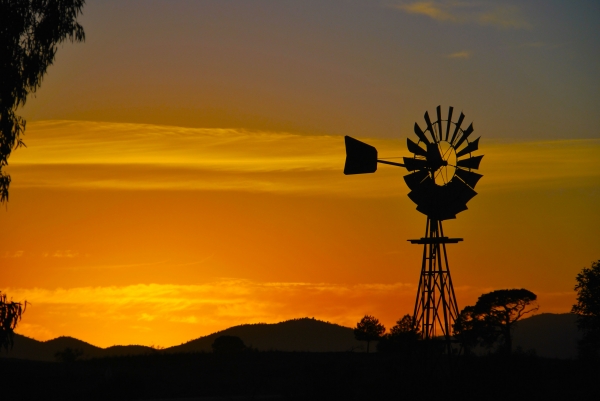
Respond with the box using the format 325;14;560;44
212;335;247;354
453;289;538;355
377;314;419;354
453;305;488;355
0;0;85;202
571;260;600;359
354;315;385;353
0;291;26;352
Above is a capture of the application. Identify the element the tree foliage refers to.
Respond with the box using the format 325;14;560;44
389;314;417;337
453;289;538;355
0;291;27;352
353;315;385;353
571;260;600;358
377;314;420;354
0;0;85;202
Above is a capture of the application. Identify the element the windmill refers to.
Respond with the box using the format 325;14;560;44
344;105;483;345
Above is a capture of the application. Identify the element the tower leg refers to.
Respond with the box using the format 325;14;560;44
412;219;459;351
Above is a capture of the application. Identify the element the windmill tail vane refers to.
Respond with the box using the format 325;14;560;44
343;105;484;349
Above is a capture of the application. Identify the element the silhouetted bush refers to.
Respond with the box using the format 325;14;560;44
378;314;421;356
572;260;600;360
377;332;419;356
212;335;246;354
55;347;83;363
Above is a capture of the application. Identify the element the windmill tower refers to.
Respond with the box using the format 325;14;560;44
344;106;483;344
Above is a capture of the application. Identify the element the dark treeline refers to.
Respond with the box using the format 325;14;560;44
2;351;598;400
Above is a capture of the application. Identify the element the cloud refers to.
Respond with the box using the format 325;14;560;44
6;120;404;197
2;251;24;258
7;280;417;345
52;250;79;258
447;50;470;58
394;1;531;29
6;121;600;195
8;279;576;346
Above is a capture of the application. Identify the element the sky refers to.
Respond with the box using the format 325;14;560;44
1;0;599;348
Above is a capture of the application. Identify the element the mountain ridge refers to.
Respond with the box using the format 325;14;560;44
1;313;582;361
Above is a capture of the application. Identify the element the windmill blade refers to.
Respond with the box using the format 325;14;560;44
441;201;467;219
454;123;474;149
424;111;437;142
454;168;483;189
344;136;378;175
456;155;483;170
407;138;427;157
446;178;477;205
432;205;459;221
417;204;439;218
403;157;429;172
408;177;435;206
436;105;443;141
403;170;429;190
413;123;430;144
455;137;480;158
445;107;454;141
450;112;465;145
449;202;468;215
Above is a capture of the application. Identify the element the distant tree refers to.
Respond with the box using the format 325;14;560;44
389;314;418;337
377;314;419;354
212;335;247;354
453;289;538;355
571;260;600;359
0;291;27;352
354;315;385;353
0;0;86;202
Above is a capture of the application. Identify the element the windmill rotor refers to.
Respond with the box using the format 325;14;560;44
344;106;483;221
403;105;483;221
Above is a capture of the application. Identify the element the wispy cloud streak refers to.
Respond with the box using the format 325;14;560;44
447;50;470;58
7;121;600;194
394;1;531;29
8;280;570;347
8;280;417;346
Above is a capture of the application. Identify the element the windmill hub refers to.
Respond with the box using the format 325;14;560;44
430;141;457;186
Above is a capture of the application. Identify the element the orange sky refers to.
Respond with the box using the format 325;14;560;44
2;121;598;347
1;1;599;347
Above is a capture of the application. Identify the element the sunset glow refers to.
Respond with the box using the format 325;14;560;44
2;0;599;348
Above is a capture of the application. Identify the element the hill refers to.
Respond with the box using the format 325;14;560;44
0;334;156;362
0;314;583;361
512;313;582;359
166;317;362;353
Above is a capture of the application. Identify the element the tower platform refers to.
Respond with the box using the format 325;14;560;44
408;237;463;244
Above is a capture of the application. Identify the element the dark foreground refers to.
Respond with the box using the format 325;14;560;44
2;352;598;400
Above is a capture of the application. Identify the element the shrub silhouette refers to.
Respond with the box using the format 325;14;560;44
572;260;600;359
55;347;83;363
212;335;246;354
377;314;419;355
